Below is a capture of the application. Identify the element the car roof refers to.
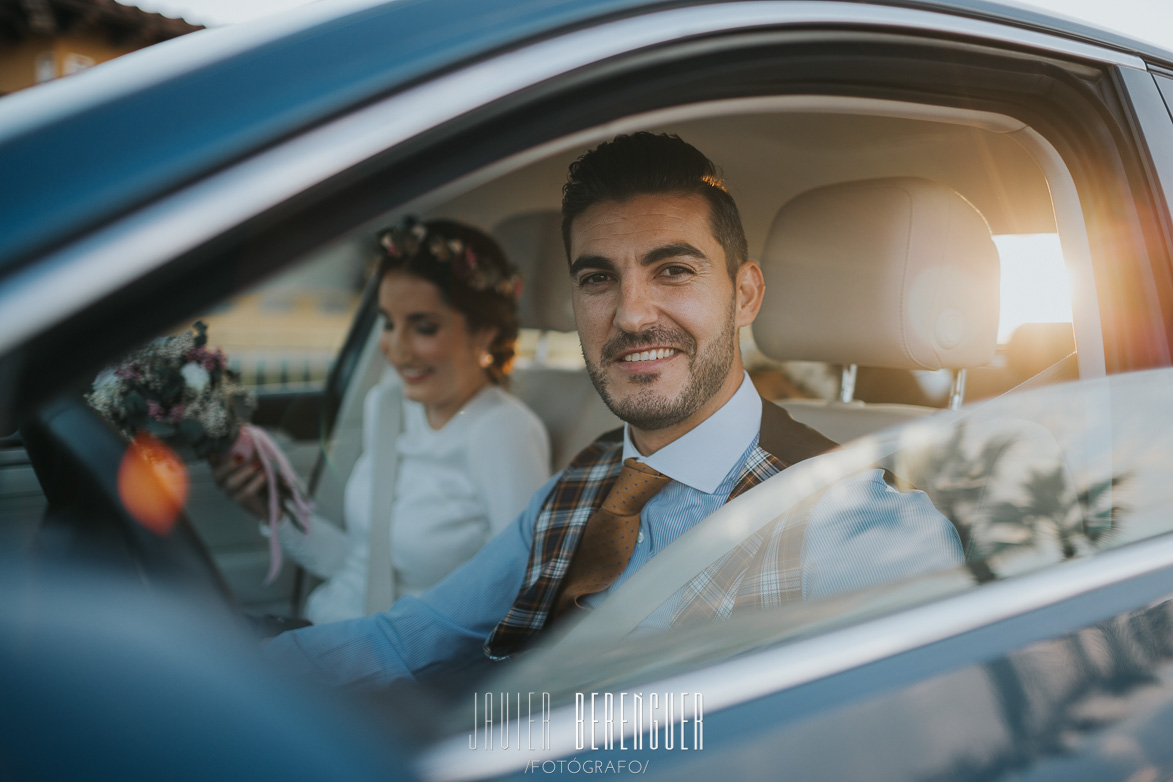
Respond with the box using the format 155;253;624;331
1;0;1169;281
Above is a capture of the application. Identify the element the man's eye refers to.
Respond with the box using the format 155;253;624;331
661;265;693;278
578;272;612;287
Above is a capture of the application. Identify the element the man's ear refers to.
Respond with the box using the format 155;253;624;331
735;259;765;328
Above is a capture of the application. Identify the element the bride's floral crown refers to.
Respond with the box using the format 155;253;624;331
378;218;523;301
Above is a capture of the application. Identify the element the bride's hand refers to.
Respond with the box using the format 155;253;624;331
211;456;270;520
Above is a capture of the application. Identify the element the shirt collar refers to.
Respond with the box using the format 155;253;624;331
622;372;761;494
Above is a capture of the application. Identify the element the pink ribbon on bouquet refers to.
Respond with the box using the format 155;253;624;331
228;423;315;585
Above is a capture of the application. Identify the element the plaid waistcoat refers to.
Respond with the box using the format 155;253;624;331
484;398;836;659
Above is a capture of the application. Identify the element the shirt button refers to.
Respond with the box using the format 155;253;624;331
637;531;645;544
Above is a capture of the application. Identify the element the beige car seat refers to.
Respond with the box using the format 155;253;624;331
754;178;1094;567
754;177;1002;443
494;211;621;471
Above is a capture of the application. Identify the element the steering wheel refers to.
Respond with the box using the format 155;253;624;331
20;394;238;619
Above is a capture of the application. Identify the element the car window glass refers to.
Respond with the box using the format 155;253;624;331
66;246;374;616
195;248;367;392
504;369;1173;703
62;99;1107;625
993;234;1073;345
1155;73;1173;123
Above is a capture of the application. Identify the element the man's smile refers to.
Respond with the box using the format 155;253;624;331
620;347;679;363
601;324;696;367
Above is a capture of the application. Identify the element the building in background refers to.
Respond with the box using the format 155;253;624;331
191;239;370;392
0;0;201;95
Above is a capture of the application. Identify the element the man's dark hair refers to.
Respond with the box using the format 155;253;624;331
561;132;748;277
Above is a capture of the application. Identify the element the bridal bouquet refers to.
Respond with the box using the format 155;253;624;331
87;321;312;583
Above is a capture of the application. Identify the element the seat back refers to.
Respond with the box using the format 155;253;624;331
493;210;576;334
1005;322;1076;382
493;211;620;470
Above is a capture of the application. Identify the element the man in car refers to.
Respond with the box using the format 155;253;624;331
266;132;963;684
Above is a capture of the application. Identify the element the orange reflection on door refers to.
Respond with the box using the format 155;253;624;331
117;433;189;534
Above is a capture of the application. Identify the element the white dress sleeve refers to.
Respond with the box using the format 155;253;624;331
274;514;349;581
273;449;373;581
465;398;551;535
272;379;388;585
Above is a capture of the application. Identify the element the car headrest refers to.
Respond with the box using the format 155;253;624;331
753;177;1000;371
493;210;576;333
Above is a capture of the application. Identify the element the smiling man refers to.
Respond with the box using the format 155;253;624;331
570;191;750;449
266;133;962;684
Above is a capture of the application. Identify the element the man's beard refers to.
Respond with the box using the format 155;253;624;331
583;300;737;431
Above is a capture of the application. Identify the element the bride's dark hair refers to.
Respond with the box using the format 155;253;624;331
375;218;521;384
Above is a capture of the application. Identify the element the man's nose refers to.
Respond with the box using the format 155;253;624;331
613;279;658;334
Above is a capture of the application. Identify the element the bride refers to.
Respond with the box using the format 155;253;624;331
217;219;550;624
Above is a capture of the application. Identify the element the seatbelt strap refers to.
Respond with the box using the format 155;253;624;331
365;381;402;615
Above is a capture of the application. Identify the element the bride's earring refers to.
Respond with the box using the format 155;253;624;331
479;351;493;369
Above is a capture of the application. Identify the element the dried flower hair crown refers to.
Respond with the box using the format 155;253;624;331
378;219;523;301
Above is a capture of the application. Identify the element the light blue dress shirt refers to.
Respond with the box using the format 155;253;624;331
265;374;961;687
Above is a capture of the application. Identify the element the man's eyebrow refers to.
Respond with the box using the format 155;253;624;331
569;243;711;276
641;242;709;266
568;254;616;276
